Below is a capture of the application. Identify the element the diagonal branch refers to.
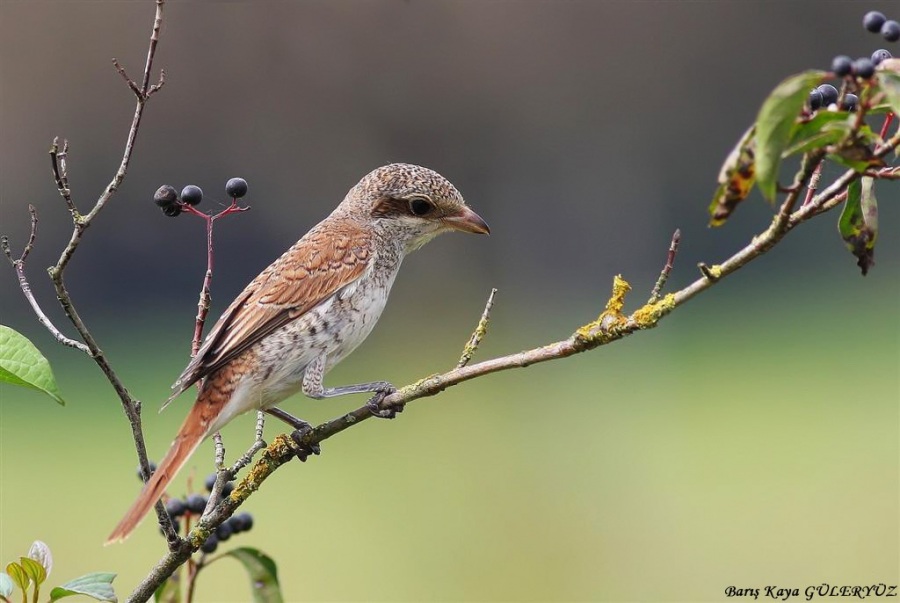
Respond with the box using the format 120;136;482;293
128;126;900;600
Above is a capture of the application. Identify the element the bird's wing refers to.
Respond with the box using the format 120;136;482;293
167;220;372;402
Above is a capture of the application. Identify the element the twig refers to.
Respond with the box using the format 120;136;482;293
180;200;250;357
648;229;680;304
49;139;76;215
457;288;497;368
229;412;268;475
774;152;823;233
1;208;90;353
879;112;895;141
112;59;143;99
801;162;824;207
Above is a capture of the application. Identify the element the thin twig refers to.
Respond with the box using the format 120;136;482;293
229;412;268;475
1;208;90;353
879;112;895;140
457;288;497;368
774;152;823;233
648;229;680;304
180;200;249;357
802;162;824;207
49;139;76;215
112;58;143;99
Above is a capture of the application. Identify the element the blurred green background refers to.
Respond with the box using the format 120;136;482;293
1;1;898;601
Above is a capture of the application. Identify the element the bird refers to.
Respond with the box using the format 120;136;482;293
106;163;489;543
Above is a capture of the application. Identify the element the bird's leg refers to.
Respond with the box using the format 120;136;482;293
302;355;402;419
264;407;320;461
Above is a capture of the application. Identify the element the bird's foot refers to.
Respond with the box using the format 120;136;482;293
366;384;402;419
289;421;321;462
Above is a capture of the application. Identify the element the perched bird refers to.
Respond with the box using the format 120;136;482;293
107;163;489;543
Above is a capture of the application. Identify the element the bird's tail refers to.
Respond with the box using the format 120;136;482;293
106;399;212;544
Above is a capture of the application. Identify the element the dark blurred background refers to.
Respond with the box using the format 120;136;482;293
1;2;897;601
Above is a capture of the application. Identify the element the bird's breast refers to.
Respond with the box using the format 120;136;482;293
249;258;400;406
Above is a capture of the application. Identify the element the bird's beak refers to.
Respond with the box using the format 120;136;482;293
443;206;491;235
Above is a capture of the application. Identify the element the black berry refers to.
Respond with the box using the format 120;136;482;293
864;11;886;33
162;204;182;218
230;513;254;533
841;93;859;112
816;84;839;107
225;177;248;199
204;472;235;496
137;462;157;481
153;185;178;208
831;55;853;77
882;20;900;42
186;494;208;514
166;498;187;518
872;49;893;66
200;534;218;554
226;515;246;533
215;522;233;542
808;89;824;111
853;57;876;79
181;185;203;206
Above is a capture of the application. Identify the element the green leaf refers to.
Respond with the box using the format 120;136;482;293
755;70;826;202
5;563;28;593
708;125;756;226
18;558;45;588
49;572;117;602
222;548;283;603
0;325;65;405
877;71;900;116
153;570;181;603
0;573;14;598
838;177;878;275
27;541;52;578
783;111;851;156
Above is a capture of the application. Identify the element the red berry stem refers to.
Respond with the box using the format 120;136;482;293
180;200;250;357
879;111;895;141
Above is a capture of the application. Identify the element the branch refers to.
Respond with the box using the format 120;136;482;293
130;129;898;598
4;0;178;549
457;288;497;368
1;207;90;353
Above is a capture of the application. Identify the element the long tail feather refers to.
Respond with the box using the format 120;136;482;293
106;402;211;544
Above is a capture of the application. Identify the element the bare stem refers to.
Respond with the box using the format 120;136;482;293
180;200;249;357
457;288;497;368
648;229;680;304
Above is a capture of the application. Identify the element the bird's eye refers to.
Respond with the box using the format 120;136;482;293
408;197;433;216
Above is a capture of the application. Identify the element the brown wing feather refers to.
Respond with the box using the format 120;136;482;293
169;220;372;399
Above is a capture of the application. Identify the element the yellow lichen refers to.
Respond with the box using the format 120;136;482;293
632;293;676;327
575;275;632;345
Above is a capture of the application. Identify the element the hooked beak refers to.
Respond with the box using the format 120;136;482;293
443;206;491;235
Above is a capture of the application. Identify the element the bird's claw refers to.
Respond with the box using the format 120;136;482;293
366;385;402;419
289;423;321;462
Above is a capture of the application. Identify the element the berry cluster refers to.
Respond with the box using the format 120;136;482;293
136;465;255;555
864;10;900;42
153;177;249;218
808;10;897;114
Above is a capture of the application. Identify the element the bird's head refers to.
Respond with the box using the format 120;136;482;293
343;163;489;252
